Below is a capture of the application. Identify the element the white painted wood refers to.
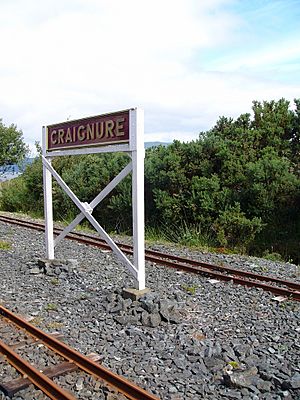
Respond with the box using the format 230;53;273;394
54;162;133;246
130;109;145;290
42;127;54;259
45;143;130;158
42;108;146;289
42;156;138;278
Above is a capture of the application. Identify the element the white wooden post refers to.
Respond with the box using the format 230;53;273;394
130;109;145;290
42;126;54;259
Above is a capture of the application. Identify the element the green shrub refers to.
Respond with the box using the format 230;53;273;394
213;203;264;252
0;177;27;212
1;98;300;262
262;250;284;262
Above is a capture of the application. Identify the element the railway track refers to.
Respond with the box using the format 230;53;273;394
0;305;159;400
0;214;299;301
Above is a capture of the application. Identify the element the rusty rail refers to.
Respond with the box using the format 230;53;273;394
0;214;299;300
0;338;76;400
0;306;159;400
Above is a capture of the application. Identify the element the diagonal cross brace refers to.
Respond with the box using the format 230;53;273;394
54;162;132;246
42;156;138;278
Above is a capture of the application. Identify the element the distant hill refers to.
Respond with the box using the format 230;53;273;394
144;141;170;149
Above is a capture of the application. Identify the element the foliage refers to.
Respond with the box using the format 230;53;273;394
0;119;28;173
144;98;300;259
213;203;263;252
45;303;58;311
0;149;132;232
262;251;284;262
228;361;240;369
146;222;216;250
1;98;300;261
51;152;132;231
0;240;12;250
0;177;27;212
181;284;198;295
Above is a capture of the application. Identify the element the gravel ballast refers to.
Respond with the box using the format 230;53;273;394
0;218;299;400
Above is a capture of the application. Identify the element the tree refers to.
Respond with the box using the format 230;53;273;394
0;119;28;173
1;99;300;260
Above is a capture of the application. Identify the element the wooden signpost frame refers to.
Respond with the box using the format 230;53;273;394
42;108;145;290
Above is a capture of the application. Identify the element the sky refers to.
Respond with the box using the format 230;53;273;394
0;0;299;155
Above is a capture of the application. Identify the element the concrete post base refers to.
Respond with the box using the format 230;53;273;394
122;287;150;301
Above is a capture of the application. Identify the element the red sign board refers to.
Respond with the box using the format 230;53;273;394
46;110;130;151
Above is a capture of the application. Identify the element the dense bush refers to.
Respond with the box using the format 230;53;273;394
1;98;300;261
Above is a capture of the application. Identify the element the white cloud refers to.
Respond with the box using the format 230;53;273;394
0;0;299;152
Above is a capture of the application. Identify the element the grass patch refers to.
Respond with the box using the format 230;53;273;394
181;284;198;295
262;250;284;262
0;240;12;250
228;361;240;369
45;303;58;311
146;222;216;251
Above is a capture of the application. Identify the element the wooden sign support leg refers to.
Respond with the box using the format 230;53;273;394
42;126;54;260
130;109;146;291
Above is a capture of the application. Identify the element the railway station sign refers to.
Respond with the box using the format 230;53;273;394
46;110;130;152
42;108;145;291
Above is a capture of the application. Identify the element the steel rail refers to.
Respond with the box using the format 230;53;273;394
76;237;300;300
148;257;300;300
69;232;300;291
0;214;299;300
0;306;159;400
0;338;76;400
1;214;298;289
